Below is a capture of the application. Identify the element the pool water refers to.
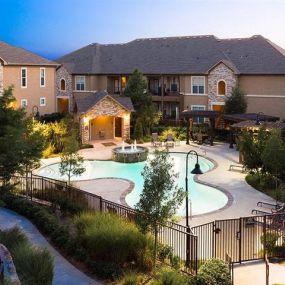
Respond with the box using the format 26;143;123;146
37;153;228;216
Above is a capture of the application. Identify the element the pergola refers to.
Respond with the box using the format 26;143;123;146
180;110;221;145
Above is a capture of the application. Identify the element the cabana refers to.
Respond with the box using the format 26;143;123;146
180;110;220;146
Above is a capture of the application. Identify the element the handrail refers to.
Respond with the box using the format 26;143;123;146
257;201;282;209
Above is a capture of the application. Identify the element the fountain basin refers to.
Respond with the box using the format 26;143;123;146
112;146;148;163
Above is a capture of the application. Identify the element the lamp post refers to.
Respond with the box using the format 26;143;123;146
185;150;203;268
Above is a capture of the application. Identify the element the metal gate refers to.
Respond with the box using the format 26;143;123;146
192;213;285;265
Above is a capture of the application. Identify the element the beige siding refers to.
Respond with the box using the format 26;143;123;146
182;95;208;110
246;97;285;120
239;75;285;95
239;75;285;120
3;65;56;115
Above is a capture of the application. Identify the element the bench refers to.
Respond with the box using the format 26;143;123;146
229;164;246;173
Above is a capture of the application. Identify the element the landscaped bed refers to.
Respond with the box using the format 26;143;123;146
0;191;231;284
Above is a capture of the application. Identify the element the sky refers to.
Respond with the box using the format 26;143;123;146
1;0;285;60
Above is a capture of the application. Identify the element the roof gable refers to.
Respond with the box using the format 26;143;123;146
0;40;58;66
207;59;239;74
74;91;134;115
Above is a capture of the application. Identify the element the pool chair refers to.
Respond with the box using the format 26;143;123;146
165;134;175;148
151;133;162;147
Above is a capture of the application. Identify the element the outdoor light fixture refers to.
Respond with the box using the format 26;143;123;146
185;150;203;268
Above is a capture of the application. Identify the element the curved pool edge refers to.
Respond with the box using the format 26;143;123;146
36;152;233;218
189;153;234;218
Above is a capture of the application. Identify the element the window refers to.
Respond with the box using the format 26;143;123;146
21;67;27;88
149;78;160;95
60;79;66;91
40;97;46;106
121;76;127;90
114;79;120;94
192;76;205;94
191;105;206;123
21;99;28;108
171;77;178;92
218;80;226;95
40;68;45;87
75;76;85;91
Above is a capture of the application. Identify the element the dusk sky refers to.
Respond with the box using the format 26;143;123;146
1;0;285;60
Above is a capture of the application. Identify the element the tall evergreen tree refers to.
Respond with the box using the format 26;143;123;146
224;85;247;114
124;69;161;136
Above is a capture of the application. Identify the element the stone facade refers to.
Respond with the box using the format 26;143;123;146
81;96;131;143
56;66;73;111
207;63;237;109
0;62;3;96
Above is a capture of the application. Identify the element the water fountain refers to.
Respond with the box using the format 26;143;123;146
112;141;148;163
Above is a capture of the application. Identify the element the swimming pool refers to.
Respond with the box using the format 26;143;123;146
37;153;228;216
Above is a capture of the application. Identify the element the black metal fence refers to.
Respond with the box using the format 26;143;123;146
7;174;285;276
192;214;285;265
9;174;198;274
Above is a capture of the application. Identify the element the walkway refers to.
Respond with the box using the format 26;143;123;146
234;260;285;285
0;208;101;285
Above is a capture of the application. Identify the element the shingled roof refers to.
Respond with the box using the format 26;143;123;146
57;35;285;75
74;91;134;114
0;41;58;66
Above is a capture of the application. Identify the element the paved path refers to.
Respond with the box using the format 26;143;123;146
0;208;102;285
234;260;285;285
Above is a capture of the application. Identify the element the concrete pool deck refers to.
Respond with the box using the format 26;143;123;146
40;140;276;227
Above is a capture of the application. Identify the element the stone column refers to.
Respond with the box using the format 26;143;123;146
122;113;130;140
81;117;90;144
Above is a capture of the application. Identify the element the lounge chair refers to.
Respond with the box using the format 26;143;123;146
151;133;162;147
165;133;175;148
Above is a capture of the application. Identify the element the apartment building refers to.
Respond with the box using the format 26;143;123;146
56;35;285;141
0;41;58;115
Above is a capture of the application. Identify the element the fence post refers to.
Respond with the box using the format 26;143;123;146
30;172;33;201
265;254;269;285
41;177;44;199
99;196;103;212
263;215;267;260
239;217;242;263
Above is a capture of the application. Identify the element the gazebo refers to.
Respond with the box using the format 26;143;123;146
180;110;221;146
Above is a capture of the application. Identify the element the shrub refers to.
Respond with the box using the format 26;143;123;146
261;232;280;256
0;227;54;285
122;271;141;285
152;269;189;285
42;143;56;158
12;244;54;285
86;260;123;280
73;212;150;267
0;227;28;250
195;259;231;285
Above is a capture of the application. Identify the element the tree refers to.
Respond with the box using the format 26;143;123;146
134;118;143;140
261;129;285;179
224;85;247;114
0;87;44;184
59;130;85;185
21;117;46;174
238;127;269;173
124;69;161;136
135;150;185;267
